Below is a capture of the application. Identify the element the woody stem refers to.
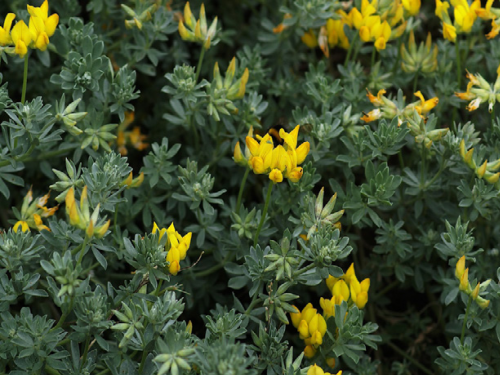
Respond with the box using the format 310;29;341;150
21;54;29;104
253;182;273;247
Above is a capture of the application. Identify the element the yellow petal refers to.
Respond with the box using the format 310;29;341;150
45;13;59;37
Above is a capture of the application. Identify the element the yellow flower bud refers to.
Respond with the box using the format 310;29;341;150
304;345;316;358
455;255;466;279
298;320;310;339
459;268;469;291
290;305;302;328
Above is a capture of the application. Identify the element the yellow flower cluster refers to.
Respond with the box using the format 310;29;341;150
459;140;500;184
455;256;490;309
300;0;418;56
65;187;110;239
0;0;58;58
13;188;58;233
240;125;310;184
351;0;408;51
322;263;370;315
301;11;351;57
308;364;342;375
435;0;480;43
455;65;500;112
291;303;327;358
178;2;217;50
361;89;438;125
152;222;192;276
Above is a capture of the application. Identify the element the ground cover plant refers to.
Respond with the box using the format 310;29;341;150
2;0;500;374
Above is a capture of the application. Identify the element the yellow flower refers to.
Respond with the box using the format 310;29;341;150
304;345;316;358
476;0;496;20
301;29;318;48
486;19;500;39
272;13;292;34
0;13;15;46
269;168;283;183
13;221;30;233
402;0;421;16
326;18;350;50
442;22;457;42
436;0;450;20
414;91;439;115
361;109;382;122
11;20;32;58
307;364;342;375
27;0;59;51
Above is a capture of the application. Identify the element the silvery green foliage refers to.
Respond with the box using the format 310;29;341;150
2;0;500;374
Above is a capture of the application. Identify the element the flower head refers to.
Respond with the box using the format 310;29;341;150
178;2;217;49
153;222;192;276
27;0;59;51
13;188;57;233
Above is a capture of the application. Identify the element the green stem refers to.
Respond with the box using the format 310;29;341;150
154;279;163;296
492;108;496;127
461;295;473;345
138;349;148;374
80;335;91;371
245;280;262;315
412;71;419;94
293;263;316;278
344;32;358;67
50;295;75;332
195;46;206;82
114;201;119;234
455;40;461;89
236;168;250;215
420;143;426;186
194;252;234;277
386;341;434;375
253;182;274;247
21;54;29;104
392;36;403;73
76;236;90;268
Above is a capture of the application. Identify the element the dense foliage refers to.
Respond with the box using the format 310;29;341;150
1;0;500;374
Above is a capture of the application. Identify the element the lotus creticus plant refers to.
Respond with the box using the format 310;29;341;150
5;0;500;373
